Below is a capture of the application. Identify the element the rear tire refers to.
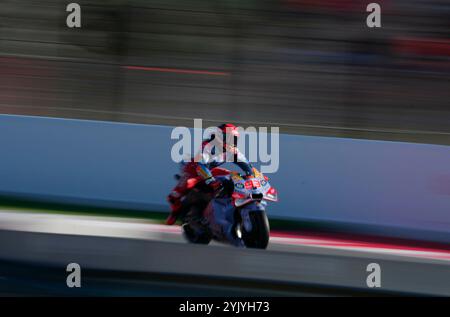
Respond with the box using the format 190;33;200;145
182;223;211;245
242;211;270;249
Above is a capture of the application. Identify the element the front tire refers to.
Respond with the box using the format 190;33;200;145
242;211;270;249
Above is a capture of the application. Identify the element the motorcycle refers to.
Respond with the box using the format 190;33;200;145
176;167;278;249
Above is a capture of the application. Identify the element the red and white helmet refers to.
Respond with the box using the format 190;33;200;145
217;123;239;152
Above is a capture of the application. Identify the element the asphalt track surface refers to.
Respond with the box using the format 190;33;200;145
0;211;449;296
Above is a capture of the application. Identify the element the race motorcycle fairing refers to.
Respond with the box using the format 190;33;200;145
178;167;278;249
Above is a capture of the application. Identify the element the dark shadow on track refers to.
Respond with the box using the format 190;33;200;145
0;260;400;297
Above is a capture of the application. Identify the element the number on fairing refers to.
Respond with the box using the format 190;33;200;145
245;180;261;189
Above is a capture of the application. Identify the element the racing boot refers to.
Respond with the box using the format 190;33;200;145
166;192;183;225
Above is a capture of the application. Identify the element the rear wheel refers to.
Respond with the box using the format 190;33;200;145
182;205;211;245
182;223;211;244
241;211;270;249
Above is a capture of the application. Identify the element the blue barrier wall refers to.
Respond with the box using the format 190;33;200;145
1;115;449;241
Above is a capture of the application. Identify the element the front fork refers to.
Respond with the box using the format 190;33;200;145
240;201;267;232
227;201;266;247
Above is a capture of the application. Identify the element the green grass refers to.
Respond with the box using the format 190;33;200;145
0;196;320;231
0;197;167;223
0;196;351;235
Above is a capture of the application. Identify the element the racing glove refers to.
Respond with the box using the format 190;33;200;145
205;177;222;192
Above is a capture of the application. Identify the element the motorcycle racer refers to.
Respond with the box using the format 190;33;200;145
166;123;254;225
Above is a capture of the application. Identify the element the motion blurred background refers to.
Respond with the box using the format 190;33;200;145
0;0;449;296
1;0;449;143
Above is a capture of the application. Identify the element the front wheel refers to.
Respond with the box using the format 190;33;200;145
241;211;270;249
